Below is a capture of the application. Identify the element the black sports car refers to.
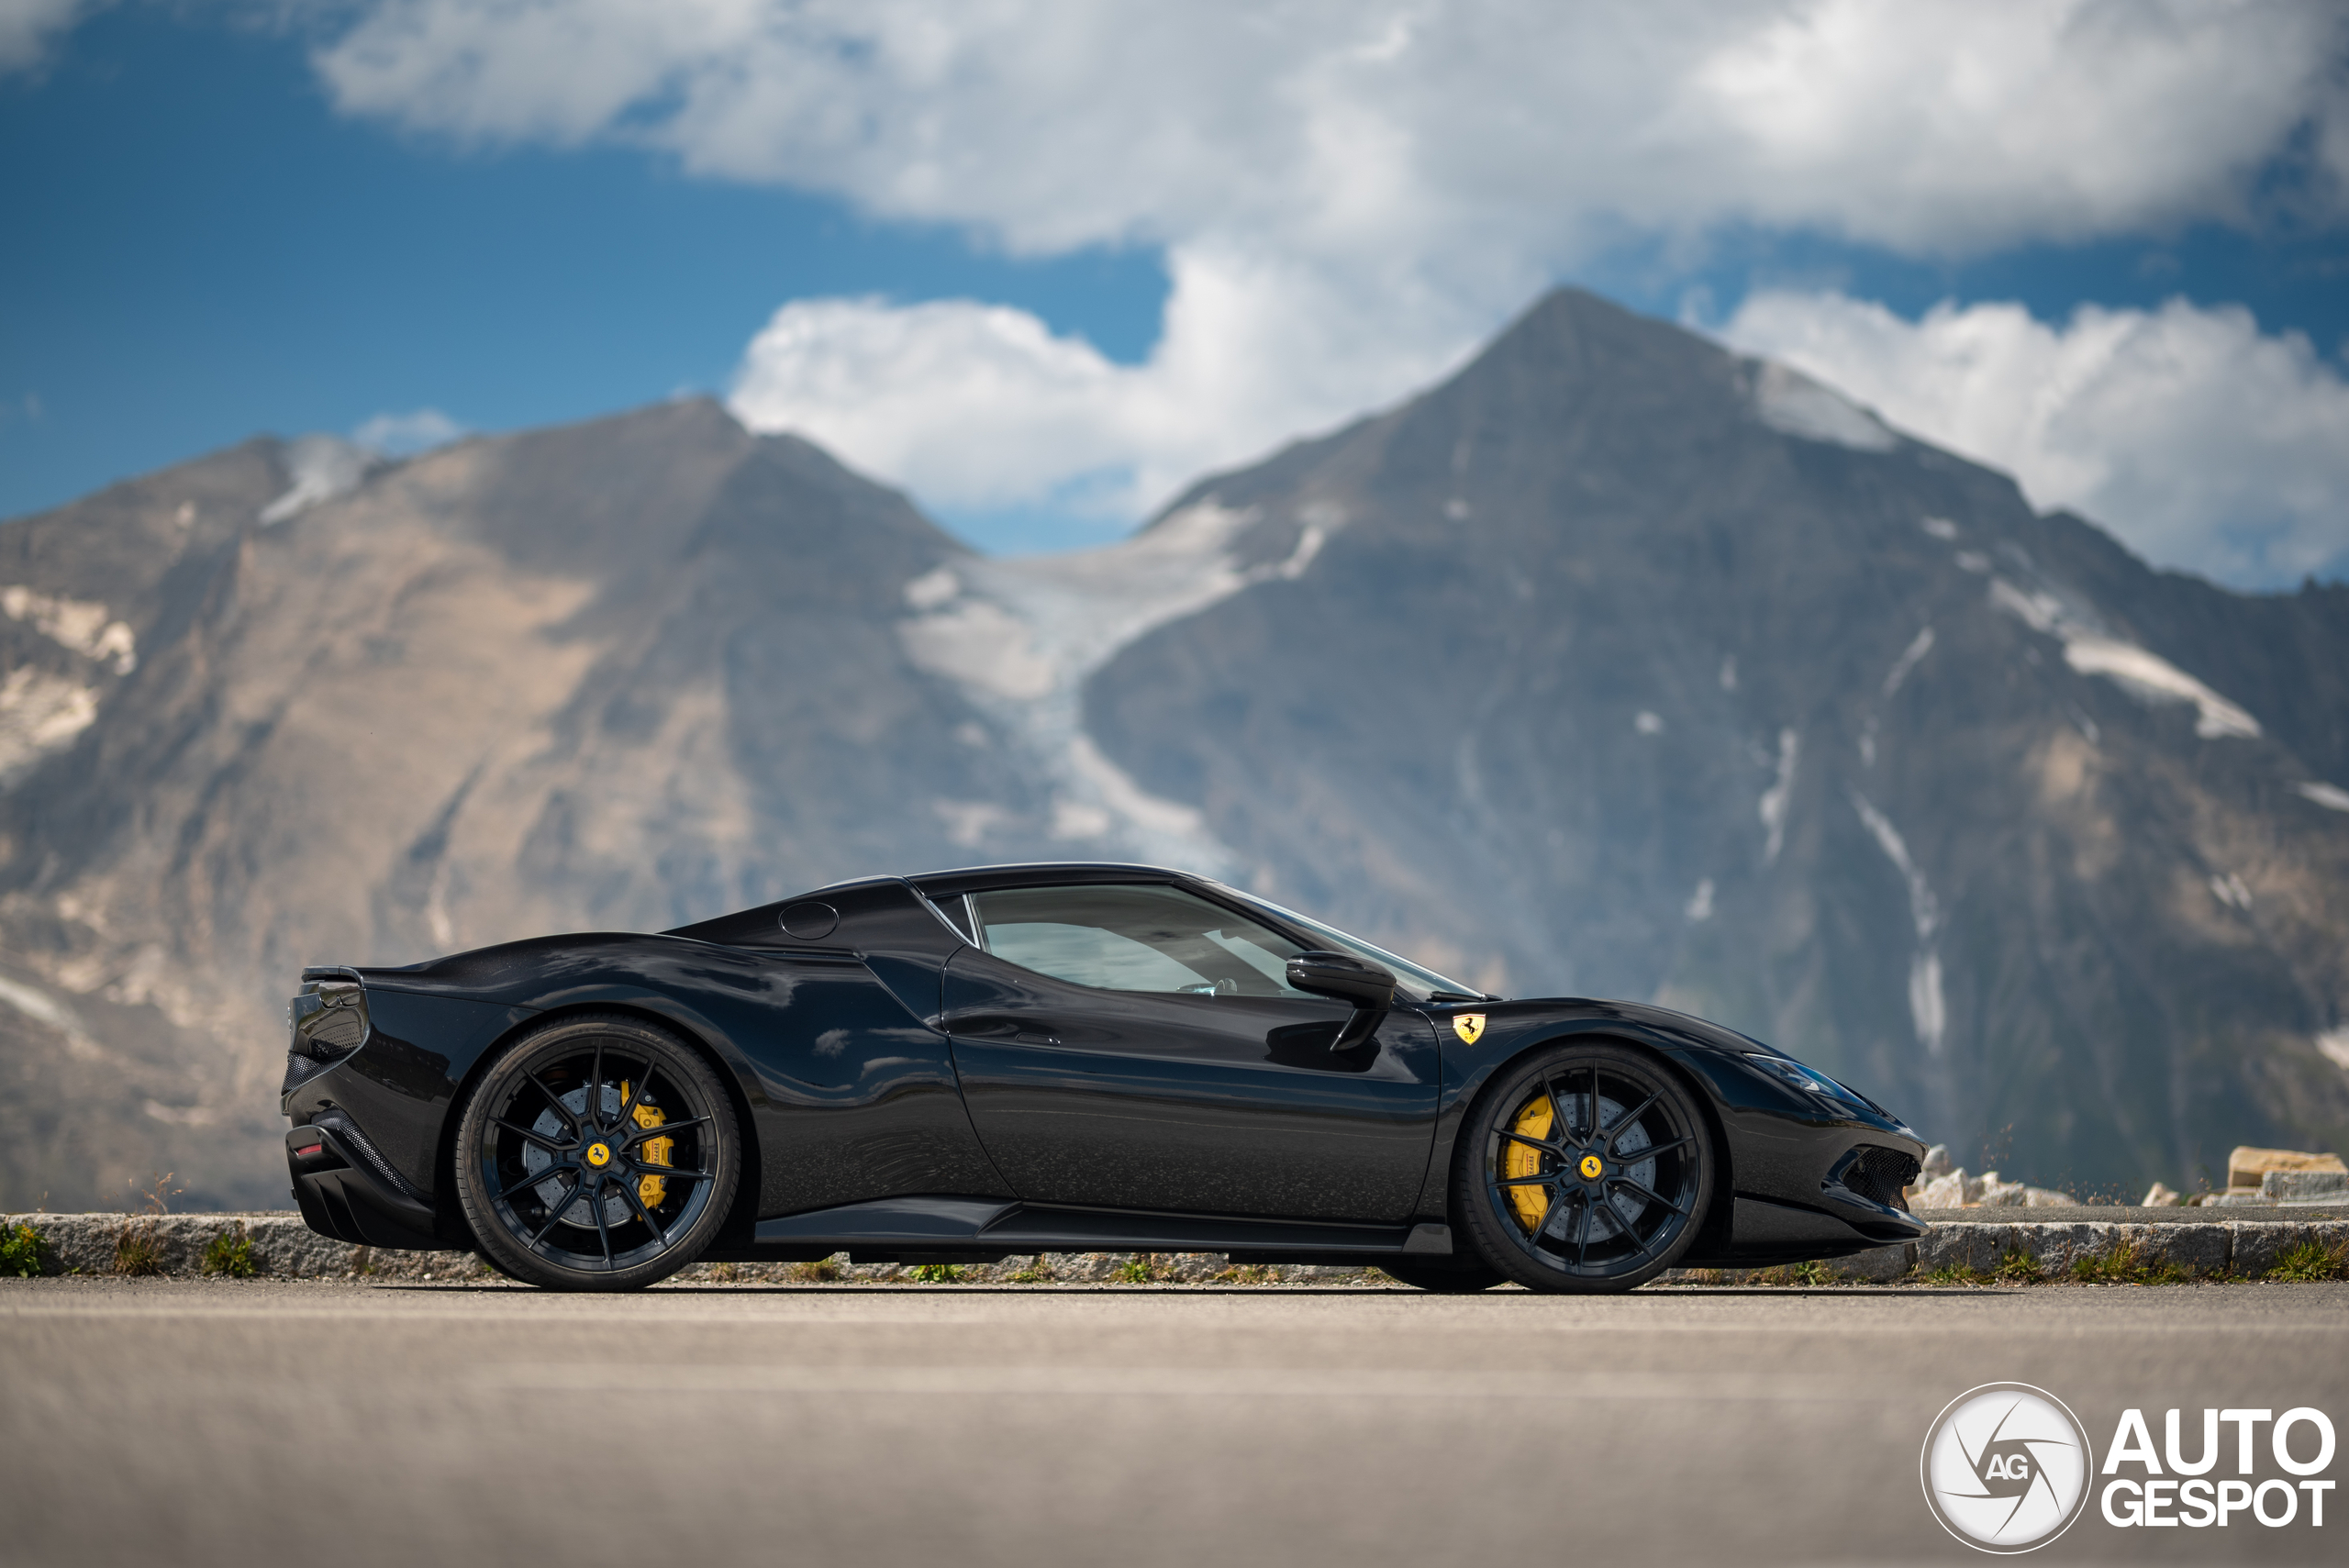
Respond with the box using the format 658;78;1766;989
283;862;1927;1292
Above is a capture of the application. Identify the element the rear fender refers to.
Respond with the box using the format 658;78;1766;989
431;994;770;1252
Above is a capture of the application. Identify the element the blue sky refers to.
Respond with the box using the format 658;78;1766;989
1;7;1165;527
6;3;2348;582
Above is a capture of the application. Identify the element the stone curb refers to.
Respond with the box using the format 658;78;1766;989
1663;1218;2349;1284
7;1212;2344;1284
0;1214;1371;1284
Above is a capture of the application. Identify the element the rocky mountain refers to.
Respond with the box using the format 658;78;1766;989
1070;292;2349;1192
0;402;1052;1207
4;290;2346;1207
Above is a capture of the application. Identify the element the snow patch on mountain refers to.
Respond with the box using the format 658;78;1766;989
1989;576;2260;739
1852;790;1946;1056
2;585;135;673
2298;782;2349;813
260;435;374;525
1750;361;1898;451
1882;625;1933;698
899;497;1330;873
0;667;98;784
0;974;101;1060
1757;728;1798;863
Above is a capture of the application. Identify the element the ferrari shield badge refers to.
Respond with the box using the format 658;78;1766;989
1452;1012;1486;1044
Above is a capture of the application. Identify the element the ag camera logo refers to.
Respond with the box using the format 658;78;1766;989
1920;1383;2093;1552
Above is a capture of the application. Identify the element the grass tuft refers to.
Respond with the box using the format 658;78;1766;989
3;1221;53;1278
1006;1254;1053;1284
2266;1240;2349;1283
2069;1240;2191;1285
113;1219;165;1276
788;1257;842;1283
200;1222;258;1278
1113;1253;1174;1284
907;1262;963;1284
1992;1248;2046;1284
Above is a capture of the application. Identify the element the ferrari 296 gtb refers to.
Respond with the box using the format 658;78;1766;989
282;863;1927;1291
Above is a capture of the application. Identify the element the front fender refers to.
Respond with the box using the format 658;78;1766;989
1416;998;1926;1259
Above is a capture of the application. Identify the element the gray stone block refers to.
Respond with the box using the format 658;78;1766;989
2012;1222;2111;1274
1915;1222;2009;1274
1826;1244;1912;1281
4;1212;430;1278
2133;1222;2231;1274
2227;1223;2311;1278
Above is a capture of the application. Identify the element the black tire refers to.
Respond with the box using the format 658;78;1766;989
1454;1040;1710;1293
456;1014;740;1292
1378;1256;1509;1292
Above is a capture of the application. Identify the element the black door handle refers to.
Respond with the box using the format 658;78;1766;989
940;1010;1062;1046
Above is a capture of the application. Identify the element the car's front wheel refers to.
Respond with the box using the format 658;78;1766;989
455;1014;740;1291
1454;1040;1710;1293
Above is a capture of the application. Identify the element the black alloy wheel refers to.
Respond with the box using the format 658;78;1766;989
456;1014;739;1291
1455;1040;1710;1293
1378;1255;1509;1293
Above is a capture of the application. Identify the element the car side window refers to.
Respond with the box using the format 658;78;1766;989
968;884;1309;997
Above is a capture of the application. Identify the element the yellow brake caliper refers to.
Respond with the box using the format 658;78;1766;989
621;1081;673;1209
1504;1095;1552;1234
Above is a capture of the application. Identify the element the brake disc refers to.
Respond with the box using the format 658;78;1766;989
522;1084;630;1229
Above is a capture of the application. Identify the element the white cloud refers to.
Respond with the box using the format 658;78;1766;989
306;1;2349;555
1720;290;2349;585
729;246;1468;522
353;406;467;455
0;0;95;74
315;2;2349;258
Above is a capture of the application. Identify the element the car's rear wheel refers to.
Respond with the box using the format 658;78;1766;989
1377;1256;1509;1292
1455;1040;1710;1293
456;1014;739;1291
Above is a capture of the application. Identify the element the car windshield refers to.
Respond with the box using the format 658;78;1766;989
1206;884;1486;1003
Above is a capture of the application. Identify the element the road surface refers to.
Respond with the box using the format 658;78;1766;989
6;1277;2343;1565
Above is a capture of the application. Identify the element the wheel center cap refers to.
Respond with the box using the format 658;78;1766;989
1578;1153;1604;1181
584;1141;612;1169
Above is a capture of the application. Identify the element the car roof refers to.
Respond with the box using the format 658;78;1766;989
896;862;1198;899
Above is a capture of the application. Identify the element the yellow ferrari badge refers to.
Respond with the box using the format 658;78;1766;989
1452;1013;1486;1045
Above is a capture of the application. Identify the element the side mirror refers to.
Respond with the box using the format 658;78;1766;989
1286;951;1395;1051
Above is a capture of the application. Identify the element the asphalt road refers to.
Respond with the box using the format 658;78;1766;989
6;1277;2343;1566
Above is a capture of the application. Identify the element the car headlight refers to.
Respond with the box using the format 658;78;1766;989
1745;1052;1870;1108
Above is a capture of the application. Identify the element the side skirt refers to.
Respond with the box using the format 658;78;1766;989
707;1195;1456;1267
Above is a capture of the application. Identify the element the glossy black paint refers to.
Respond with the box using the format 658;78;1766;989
285;1122;440;1250
944;942;1437;1220
283;862;1926;1270
1412;995;1927;1265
